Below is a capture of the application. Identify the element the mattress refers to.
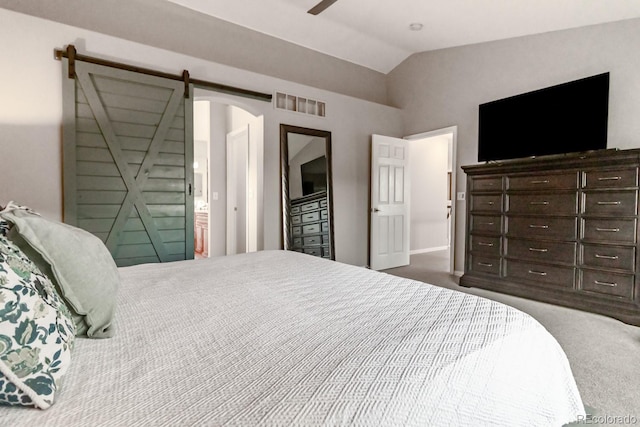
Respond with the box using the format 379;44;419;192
0;250;584;426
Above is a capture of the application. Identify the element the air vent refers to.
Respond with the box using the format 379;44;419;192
275;92;326;117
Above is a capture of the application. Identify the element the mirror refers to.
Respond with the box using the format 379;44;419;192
280;124;335;260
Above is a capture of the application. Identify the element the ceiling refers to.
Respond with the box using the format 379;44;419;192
166;0;640;74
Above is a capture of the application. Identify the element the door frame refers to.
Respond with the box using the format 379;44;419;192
404;126;458;275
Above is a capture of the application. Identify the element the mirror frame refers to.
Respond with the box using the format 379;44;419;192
280;124;335;259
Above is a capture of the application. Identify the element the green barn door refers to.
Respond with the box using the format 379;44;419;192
61;59;194;266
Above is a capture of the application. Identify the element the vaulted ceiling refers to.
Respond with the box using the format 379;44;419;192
167;0;640;73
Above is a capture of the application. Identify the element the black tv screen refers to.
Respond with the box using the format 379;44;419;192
301;156;327;196
478;73;609;162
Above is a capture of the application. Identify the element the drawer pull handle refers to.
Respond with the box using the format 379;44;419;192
529;201;549;205
595;254;619;260
478;262;493;267
481;222;495;226
597;176;622;181
597;201;621;205
530;180;550;184
487;201;494;205
478;242;494;247
594;280;617;287
528;270;547;276
529;224;549;229
528;247;548;253
595;227;620;233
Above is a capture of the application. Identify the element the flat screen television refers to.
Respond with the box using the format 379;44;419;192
478;73;609;162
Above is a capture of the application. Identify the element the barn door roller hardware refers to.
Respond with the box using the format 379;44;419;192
55;44;272;101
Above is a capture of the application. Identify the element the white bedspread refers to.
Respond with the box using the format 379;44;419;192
0;250;584;426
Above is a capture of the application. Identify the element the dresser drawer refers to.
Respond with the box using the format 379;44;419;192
301;211;320;223
321;209;328;220
581;244;635;271
470;236;501;257
304;247;323;257
303;235;323;246
508;172;578;191
583;191;638;216
507;216;577;240
506;260;575;288
468;255;501;276
321;222;329;232
292;215;302;225
470;194;502;212
581;270;634;299
320;199;328;208
507;193;578;215
303;223;321;234
293;237;302;247
470;214;501;234
300;201;320;212
291;206;301;214
582;218;637;244
471;177;503;192
506;239;576;265
583;168;638;189
292;226;302;236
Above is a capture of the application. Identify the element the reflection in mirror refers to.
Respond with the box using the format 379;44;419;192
280;125;334;260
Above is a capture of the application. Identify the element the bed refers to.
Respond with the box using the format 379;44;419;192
1;231;585;427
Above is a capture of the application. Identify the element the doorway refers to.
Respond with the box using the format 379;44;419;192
192;92;265;258
406;127;457;274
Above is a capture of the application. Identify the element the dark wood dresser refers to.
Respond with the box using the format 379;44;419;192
461;149;640;325
290;191;331;258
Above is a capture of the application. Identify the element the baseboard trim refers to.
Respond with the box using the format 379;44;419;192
410;246;449;255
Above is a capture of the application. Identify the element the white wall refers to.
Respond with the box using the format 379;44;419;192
409;136;449;252
388;18;640;272
0;8;403;266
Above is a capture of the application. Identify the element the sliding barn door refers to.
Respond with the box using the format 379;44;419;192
61;59;194;266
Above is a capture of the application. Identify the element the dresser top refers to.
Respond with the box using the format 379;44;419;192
462;148;640;175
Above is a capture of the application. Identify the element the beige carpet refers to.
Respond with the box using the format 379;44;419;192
385;250;640;422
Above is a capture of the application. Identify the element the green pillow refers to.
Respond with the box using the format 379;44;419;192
0;228;76;409
0;205;119;338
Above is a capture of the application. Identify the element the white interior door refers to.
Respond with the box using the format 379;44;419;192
226;125;249;255
370;135;410;270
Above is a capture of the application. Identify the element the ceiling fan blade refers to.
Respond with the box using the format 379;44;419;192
307;0;338;15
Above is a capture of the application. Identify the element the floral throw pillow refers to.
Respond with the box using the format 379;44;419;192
0;219;9;237
0;232;76;409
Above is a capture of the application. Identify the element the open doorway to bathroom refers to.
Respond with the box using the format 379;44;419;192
192;92;264;259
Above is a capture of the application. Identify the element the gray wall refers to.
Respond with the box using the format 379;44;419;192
388;18;640;272
0;0;388;105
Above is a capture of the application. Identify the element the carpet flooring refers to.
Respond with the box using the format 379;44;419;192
384;250;640;424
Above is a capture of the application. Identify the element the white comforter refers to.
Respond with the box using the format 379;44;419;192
0;250;584;426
